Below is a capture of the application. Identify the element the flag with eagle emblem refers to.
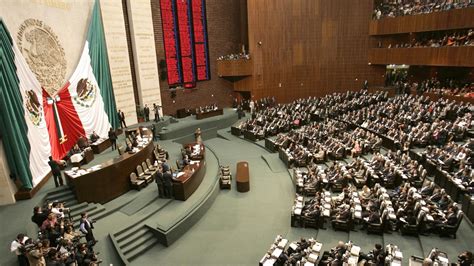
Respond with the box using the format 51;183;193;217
44;0;118;160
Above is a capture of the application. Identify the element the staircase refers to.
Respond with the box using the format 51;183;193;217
111;224;159;263
42;186;107;228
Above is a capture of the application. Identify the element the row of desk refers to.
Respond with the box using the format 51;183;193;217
195;108;223;120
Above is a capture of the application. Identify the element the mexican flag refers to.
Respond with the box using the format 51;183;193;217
0;19;51;189
0;0;119;190
44;0;119;160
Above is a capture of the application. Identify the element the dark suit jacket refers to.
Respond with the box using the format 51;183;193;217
446;213;458;226
108;130;117;140
155;172;163;184
163;172;173;186
48;160;61;175
368;212;381;223
31;212;48;227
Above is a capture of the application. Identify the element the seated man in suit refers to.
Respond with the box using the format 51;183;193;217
89;131;100;143
420;182;435;197
332;204;351;226
69;144;82;156
435;205;459;229
320;241;347;265
125;143;133;152
363;207;381;230
182;155;191;166
359;243;385;265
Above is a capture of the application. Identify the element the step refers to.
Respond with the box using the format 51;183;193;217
44;189;74;201
115;223;147;243
65;199;78;207
68;202;89;213
125;234;158;261
112;198;173;238
118;226;149;248
44;186;72;197
45;193;76;205
122;231;155;255
73;205;106;227
70;203;98;218
85;205;106;219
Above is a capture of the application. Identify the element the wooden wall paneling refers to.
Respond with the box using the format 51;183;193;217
246;0;385;103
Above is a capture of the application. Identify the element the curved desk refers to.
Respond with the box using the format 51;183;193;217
65;140;155;204
196;108;223;120
173;144;206;201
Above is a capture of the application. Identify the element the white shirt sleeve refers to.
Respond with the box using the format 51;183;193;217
79;222;88;234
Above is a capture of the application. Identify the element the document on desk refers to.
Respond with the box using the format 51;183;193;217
176;172;185;178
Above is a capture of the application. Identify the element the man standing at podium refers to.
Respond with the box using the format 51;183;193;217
162;164;173;198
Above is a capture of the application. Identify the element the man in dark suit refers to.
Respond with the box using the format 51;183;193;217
153;103;161;122
162;164;173;198
48;156;63;187
79;212;96;244
144;105;150;122
155;165;164;198
89;131;100;143
108;128;117;150
31;206;48;228
117;110;126;128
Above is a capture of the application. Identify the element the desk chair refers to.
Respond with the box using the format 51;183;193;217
136;165;153;184
130;173;146;190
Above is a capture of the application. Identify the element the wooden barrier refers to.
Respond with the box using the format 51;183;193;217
368;47;474;67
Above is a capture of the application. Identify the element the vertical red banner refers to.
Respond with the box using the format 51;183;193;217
176;0;196;86
191;0;210;81
160;0;182;85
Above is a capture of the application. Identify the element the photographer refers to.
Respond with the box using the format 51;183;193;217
76;243;101;266
63;226;81;242
10;233;29;266
51;202;69;219
31;206;48;228
56;239;77;265
458;251;473;266
26;241;46;266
